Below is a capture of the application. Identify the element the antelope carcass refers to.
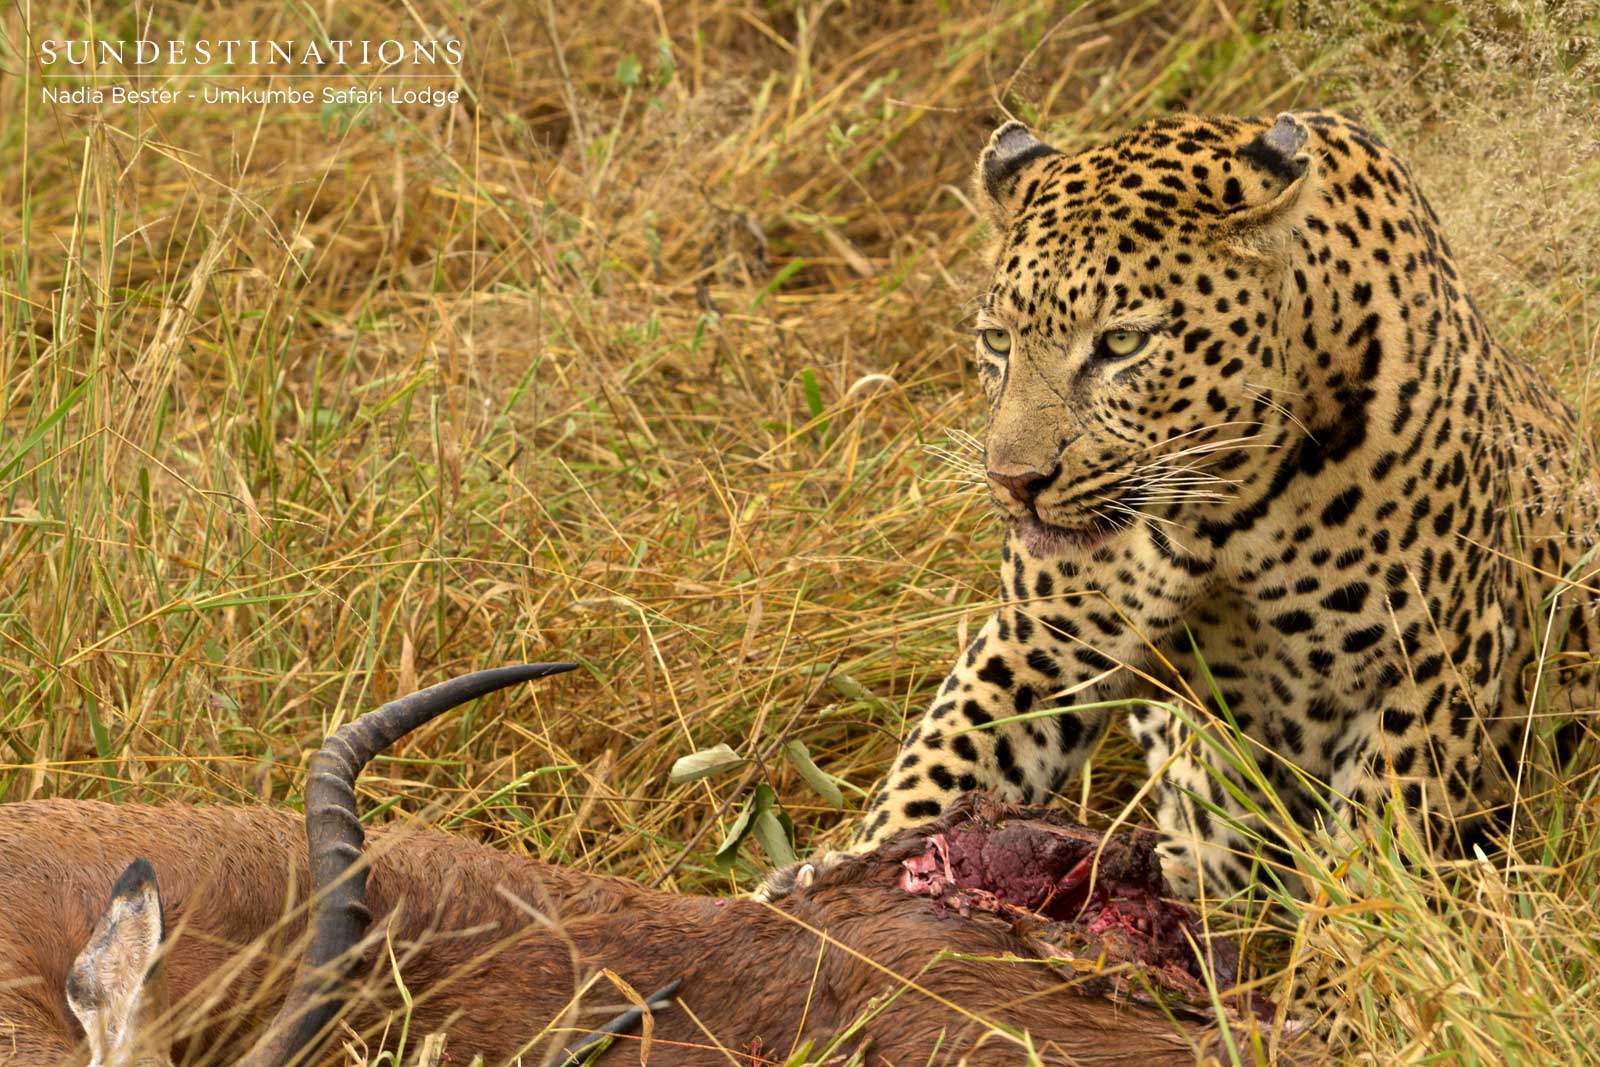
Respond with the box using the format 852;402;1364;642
0;666;1309;1066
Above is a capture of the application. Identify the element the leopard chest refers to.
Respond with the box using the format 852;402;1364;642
1157;523;1513;782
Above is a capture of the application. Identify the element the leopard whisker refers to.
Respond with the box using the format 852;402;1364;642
1144;434;1270;463
1127;437;1273;475
1127;469;1240;489
1122;492;1233;504
1243;383;1315;440
923;443;987;477
1101;499;1199;539
1126;419;1263;457
924;477;989;493
945;426;985;453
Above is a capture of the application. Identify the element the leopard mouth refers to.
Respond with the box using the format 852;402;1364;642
1014;512;1126;556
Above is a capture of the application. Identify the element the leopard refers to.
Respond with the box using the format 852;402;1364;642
761;110;1597;917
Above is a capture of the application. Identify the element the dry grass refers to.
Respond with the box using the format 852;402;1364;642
1;0;1597;1064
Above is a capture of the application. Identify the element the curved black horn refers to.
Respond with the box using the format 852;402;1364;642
240;663;578;1067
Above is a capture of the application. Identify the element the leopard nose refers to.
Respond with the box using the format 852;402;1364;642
987;464;1060;508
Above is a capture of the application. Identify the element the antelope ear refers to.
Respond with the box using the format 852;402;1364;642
1225;113;1319;249
975;121;1059;226
66;859;171;1067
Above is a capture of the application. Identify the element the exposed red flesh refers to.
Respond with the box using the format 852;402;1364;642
887;795;1257;1015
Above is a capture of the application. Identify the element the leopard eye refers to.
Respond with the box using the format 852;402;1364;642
979;327;1012;357
1096;329;1149;360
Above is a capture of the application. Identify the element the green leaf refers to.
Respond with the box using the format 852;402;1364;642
753;804;798;867
801;367;829;439
783;739;843;809
715;783;776;867
670;743;748;783
0;372;92;482
653;36;676;86
615;54;642;87
748;258;804;311
86;697;112;760
827;671;884;707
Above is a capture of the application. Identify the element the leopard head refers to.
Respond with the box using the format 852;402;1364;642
971;113;1320;557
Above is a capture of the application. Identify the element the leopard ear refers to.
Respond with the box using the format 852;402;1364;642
1225;113;1318;251
975;121;1059;227
1241;112;1312;182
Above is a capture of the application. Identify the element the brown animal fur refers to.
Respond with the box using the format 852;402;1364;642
0;796;1290;1067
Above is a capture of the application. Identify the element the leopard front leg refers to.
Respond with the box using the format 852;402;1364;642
1131;699;1292;900
753;601;1127;904
856;530;1202;851
755;531;1206;903
854;606;1124;849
